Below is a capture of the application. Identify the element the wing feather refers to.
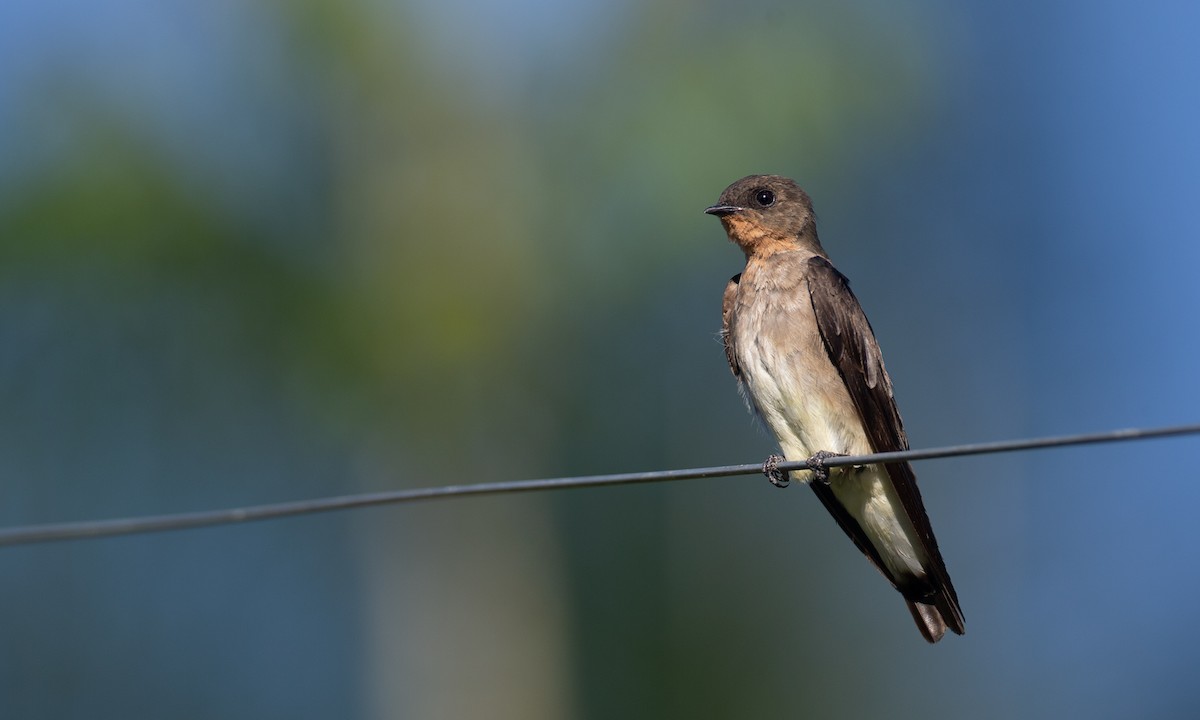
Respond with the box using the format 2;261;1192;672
721;274;742;378
805;256;965;638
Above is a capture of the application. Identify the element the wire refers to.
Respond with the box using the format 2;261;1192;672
1;422;1198;548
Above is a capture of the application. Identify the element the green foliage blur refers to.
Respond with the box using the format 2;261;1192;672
0;1;983;718
9;0;1200;718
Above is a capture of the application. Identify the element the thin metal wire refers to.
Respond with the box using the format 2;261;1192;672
1;422;1198;548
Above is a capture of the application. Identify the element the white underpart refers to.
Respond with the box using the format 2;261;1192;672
734;283;927;582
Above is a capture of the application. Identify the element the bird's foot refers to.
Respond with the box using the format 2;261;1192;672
806;450;848;485
762;454;789;488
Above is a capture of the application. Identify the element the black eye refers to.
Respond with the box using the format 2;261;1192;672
754;189;775;207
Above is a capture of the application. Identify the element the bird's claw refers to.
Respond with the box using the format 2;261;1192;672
762;454;789;488
806;450;847;485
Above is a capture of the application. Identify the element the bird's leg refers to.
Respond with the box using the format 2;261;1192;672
762;454;789;488
806;450;848;485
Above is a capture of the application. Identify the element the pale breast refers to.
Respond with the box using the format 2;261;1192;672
727;252;929;581
729;252;872;467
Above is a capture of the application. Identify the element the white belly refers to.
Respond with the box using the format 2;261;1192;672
732;293;871;466
731;274;927;580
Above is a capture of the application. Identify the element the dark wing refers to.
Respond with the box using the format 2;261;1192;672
805;257;906;450
720;274;742;378
805;256;965;640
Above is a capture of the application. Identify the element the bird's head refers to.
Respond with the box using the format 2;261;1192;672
705;175;821;257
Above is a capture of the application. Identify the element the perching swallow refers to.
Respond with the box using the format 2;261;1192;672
706;175;964;642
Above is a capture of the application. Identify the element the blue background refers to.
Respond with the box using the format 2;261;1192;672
2;0;1199;717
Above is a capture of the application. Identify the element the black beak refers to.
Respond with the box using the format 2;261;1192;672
704;204;743;217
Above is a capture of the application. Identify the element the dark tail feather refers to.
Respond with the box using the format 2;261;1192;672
907;596;966;644
908;601;946;643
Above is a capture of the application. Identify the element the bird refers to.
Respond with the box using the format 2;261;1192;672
706;174;964;642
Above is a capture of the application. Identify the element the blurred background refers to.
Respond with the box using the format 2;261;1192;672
2;0;1200;717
